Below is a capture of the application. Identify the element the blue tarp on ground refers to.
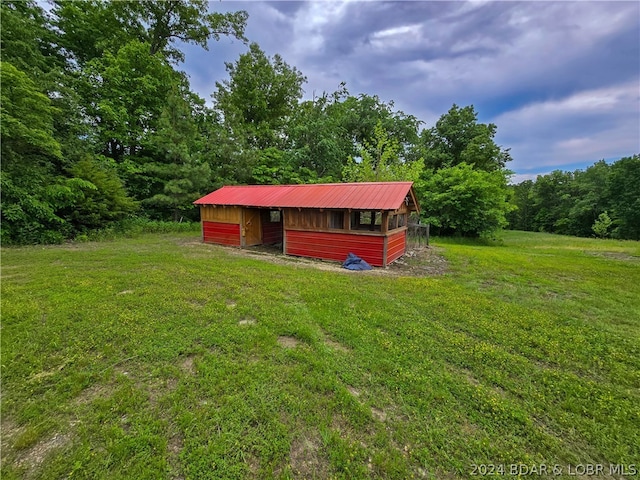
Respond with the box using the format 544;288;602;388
342;252;373;271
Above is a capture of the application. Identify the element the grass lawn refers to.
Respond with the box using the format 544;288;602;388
1;230;639;479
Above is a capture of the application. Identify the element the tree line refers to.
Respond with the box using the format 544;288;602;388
507;156;640;240
3;1;633;245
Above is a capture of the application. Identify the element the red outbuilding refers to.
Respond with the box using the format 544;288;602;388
193;182;420;267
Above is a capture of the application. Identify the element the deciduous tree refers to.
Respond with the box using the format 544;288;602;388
608;155;640;240
419;104;511;172
214;43;306;151
342;121;423;182
52;0;247;65
79;40;179;160
418;163;513;237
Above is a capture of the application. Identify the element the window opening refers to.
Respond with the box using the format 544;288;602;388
269;210;281;223
350;211;382;231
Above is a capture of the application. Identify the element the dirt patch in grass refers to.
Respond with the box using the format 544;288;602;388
389;246;449;276
245;452;261;478
584;251;639;262
180;240;448;277
1;419;72;478
14;432;71;477
324;337;350;352
457;367;481;387
167;431;184;480
74;383;111;405
1;418;22;456
146;377;178;407
289;431;329;479
346;386;361;398
330;413;355;437
277;336;301;348
27;367;63;384
238;317;256;325
188;298;207;307
371;407;387;422
179;355;196;375
166;377;178;392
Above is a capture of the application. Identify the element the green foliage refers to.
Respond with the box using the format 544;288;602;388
51;0;248;65
419;104;511;172
130;0;248;61
342;121;423;182
138;86;211;220
80;40;179;159
567;160;611;235
286;87;423;183
210;42;311;186
82;217;200;242
411;104;513;237
250;147;318;185
0;155;138;245
608;155;640;240
141;161;212;221
0;173;66;245
0;62;61;163
340;93;422;154
506;180;534;231
51;0;143;65
65;156;139;229
592;211;612;238
287;86;355;181
214;42;307;151
0;1;63;81
418;163;514;237
1;62;66;244
43;0;248;228
530;170;576;234
507;156;640;240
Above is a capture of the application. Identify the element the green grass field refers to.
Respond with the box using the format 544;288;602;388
2;231;639;479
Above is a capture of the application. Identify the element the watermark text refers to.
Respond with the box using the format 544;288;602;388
469;463;637;476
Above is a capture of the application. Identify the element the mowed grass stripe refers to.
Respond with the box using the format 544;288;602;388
1;231;638;479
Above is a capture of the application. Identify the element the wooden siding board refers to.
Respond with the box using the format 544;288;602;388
387;230;406;264
200;205;242;223
285;230;384;266
202;221;241;246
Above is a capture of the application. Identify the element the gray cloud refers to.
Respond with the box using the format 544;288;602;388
180;1;640;176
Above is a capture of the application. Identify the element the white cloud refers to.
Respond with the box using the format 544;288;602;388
290;2;351;55
508;82;638;120
494;81;639;169
370;23;423;51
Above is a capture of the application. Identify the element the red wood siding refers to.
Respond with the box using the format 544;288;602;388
387;230;406;264
285;230;384;266
262;222;282;244
202;221;240;246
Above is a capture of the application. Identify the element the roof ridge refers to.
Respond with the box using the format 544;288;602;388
221;181;412;188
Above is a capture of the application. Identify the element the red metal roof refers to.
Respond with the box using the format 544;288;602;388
194;182;418;211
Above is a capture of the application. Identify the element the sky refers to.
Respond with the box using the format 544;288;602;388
178;1;640;183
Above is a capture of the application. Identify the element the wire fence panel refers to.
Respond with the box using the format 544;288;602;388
407;223;430;247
